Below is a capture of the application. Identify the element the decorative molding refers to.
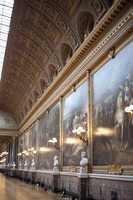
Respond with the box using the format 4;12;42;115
88;173;133;181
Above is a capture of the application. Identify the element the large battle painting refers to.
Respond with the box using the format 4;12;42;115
24;131;29;151
18;134;24;163
18;134;24;154
92;42;133;165
38;103;60;169
63;81;88;166
29;125;36;149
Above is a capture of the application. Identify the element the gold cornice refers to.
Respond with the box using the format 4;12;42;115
0;128;18;136
58;0;131;73
18;0;133;133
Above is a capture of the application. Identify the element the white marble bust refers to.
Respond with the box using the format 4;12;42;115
24;159;28;169
31;158;36;169
19;161;22;169
12;162;16;169
53;155;59;172
80;151;88;174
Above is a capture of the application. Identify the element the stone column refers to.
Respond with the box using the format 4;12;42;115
7;143;10;165
35;120;39;170
12;137;16;163
9;141;13;165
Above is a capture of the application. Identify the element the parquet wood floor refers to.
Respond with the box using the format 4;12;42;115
0;173;69;200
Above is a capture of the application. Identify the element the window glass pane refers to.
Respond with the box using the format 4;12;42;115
0;0;14;79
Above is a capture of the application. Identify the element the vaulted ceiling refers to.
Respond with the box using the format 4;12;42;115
0;0;113;129
0;0;116;156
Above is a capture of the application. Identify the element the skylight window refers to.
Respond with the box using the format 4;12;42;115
0;0;14;80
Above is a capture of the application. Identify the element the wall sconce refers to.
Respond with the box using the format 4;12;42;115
29;147;37;155
48;137;58;149
17;153;22;156
22;150;29;157
0;158;6;163
125;105;133;118
0;151;8;158
72;127;88;144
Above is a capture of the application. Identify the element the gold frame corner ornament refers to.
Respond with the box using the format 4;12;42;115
108;165;123;175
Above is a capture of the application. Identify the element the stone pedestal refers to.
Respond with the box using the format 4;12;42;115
24;167;28;170
80;167;88;174
31;166;36;171
52;172;59;192
53;167;59;172
19;167;22;170
78;174;88;200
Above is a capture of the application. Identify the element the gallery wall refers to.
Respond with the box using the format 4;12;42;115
17;41;133;171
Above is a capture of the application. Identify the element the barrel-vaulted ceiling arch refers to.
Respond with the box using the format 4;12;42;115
0;0;113;128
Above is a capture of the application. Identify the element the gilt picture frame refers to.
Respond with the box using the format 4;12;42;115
38;103;60;169
63;81;89;167
92;41;133;166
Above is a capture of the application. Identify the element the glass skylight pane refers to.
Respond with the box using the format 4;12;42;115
1;9;11;13
0;47;4;50
2;36;8;42
0;0;14;79
3;10;12;16
0;46;6;50
0;47;4;51
0;55;5;59
5;0;14;4
0;53;5;56
0;52;4;55
1;18;10;25
3;6;12;11
0;8;3;13
0;53;4;56
1;31;8;36
1;26;9;34
1;33;7;38
0;40;7;45
3;7;12;12
0;50;4;54
0;56;4;60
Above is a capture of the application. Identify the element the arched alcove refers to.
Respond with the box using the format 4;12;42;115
60;43;73;66
24;105;28;115
28;99;33;110
77;12;94;42
47;64;58;83
0;108;17;129
33;90;39;102
17;116;21;125
40;78;47;93
21;111;24;121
